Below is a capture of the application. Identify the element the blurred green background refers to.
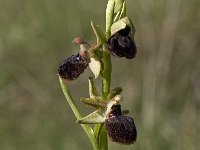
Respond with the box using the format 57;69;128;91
0;0;200;150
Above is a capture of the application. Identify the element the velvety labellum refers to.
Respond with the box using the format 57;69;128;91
107;27;137;59
58;53;88;80
105;105;137;144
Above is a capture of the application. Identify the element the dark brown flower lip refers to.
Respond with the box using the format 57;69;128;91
117;26;131;36
107;104;122;118
105;115;137;145
58;53;88;80
105;103;137;144
107;33;137;59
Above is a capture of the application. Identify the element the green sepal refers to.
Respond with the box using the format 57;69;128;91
77;110;106;124
80;97;106;109
111;17;135;36
107;87;123;100
113;0;126;22
114;0;124;14
120;0;126;18
91;21;106;50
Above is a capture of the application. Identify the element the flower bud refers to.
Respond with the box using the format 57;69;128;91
105;104;137;144
58;53;88;80
107;26;137;59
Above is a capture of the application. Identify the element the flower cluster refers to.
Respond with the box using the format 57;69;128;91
58;24;137;145
58;0;138;148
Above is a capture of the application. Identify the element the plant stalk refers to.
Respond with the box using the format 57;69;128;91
59;77;100;150
97;0;115;150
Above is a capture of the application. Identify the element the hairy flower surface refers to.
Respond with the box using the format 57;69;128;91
58;53;88;80
107;27;137;59
105;105;137;144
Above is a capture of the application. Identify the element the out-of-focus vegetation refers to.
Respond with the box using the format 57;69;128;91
0;0;200;150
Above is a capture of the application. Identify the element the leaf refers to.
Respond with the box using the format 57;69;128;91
89;57;101;79
77;111;106;124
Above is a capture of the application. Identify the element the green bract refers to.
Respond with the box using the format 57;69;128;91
77;94;123;124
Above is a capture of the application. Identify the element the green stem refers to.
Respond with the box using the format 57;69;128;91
98;125;108;150
102;44;112;99
59;77;100;150
97;1;115;150
102;0;114;99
